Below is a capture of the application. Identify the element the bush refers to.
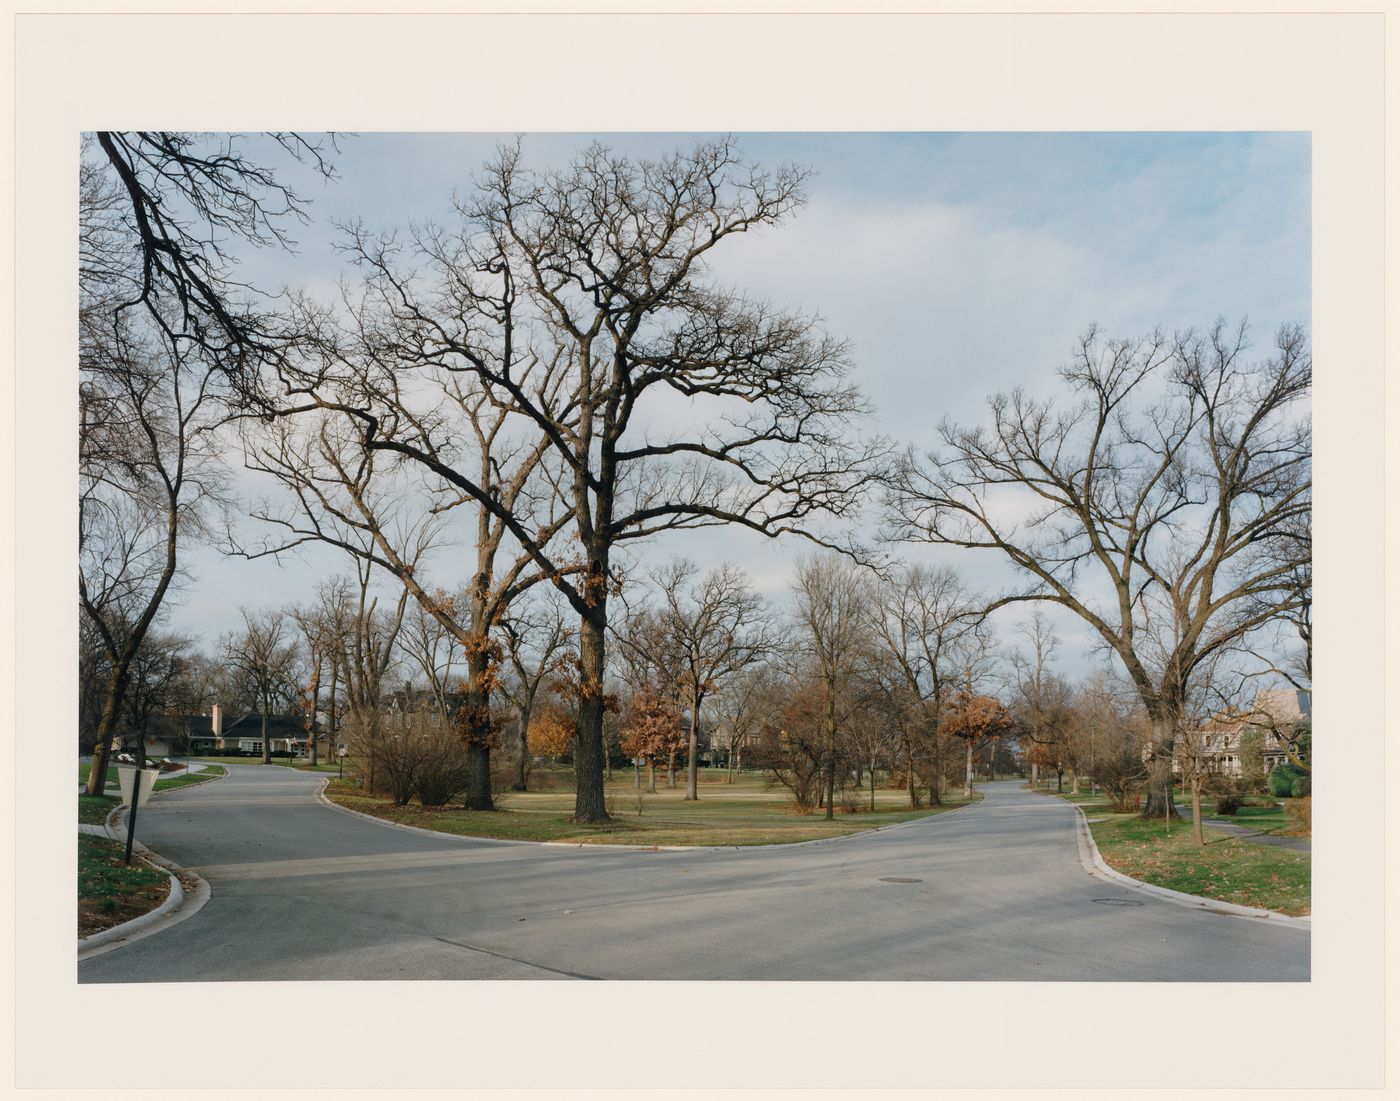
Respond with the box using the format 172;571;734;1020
1284;795;1311;837
1267;764;1302;798
1215;794;1244;816
414;733;473;807
1290;772;1311;798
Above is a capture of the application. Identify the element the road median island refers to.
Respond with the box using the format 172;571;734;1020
320;770;981;848
1046;789;1310;917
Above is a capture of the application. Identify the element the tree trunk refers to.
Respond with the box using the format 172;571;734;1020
1030;761;1039;789
667;752;676;789
964;740;973;798
85;680;126;796
513;704;532;792
686;701;701;801
572;607;609;823
869;756;877;812
1069;768;1079;795
327;664;339;767
464;743;493;810
1141;718;1180;819
458;648;495;810
647;760;657;794
1190;774;1204;846
261;709;271;765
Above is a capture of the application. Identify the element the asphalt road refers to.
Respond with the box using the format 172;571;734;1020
78;768;1309;982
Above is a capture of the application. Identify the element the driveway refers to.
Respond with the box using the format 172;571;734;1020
78;769;1309;982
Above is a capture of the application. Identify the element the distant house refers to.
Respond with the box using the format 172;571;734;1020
116;713;208;758
117;703;310;758
1174;687;1311;778
705;720;780;768
214;713;308;756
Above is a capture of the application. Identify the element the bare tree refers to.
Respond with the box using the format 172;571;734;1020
636;560;775;800
224;609;297;764
1008;612;1076;790
79;317;228;795
89;131;338;363
711;663;784;781
261;139;884;822
886;321;1311;817
792;554;872;820
78;132;335;795
241;401;541;809
498;590;573;791
400;587;465;730
119;631;190;769
291;597;344;766
868;563;981;806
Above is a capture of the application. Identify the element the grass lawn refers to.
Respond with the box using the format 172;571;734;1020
78;832;171;937
77;762;116;786
325;768;980;847
1060;793;1310;916
79;794;119;825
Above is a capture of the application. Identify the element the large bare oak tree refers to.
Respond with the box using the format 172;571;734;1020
263;139;883;821
886;321;1311;817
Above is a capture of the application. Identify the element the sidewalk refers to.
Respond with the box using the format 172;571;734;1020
1202;816;1310;853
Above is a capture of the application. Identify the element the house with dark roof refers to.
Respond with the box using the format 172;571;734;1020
118;705;311;757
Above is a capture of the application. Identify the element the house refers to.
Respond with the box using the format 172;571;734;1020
704;720;781;768
115;712;208;758
1248;687;1312;772
117;703;311;757
214;712;308;756
1173;687;1311;778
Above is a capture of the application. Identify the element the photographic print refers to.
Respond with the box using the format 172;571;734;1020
76;130;1312;983
13;8;1386;1093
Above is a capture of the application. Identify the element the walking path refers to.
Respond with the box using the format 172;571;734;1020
79;769;1309;983
1202;816;1311;852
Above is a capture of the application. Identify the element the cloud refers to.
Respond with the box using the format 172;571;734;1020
158;132;1309;684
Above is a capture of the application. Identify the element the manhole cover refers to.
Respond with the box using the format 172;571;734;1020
1092;897;1144;907
878;876;922;884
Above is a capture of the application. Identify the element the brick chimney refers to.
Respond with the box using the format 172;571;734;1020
211;703;223;734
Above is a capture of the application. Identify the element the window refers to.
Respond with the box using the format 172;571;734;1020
240;740;263;753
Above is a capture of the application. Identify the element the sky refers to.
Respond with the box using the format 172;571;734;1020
167;131;1311;681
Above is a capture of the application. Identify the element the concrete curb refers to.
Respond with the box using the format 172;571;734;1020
77;803;214;961
315;777;984;853
1070;802;1311;930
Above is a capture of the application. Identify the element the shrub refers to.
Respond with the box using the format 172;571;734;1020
1215;794;1244;816
1108;791;1142;814
1267;764;1301;798
1290;772;1311;798
1284;795;1311;837
414;733;473;807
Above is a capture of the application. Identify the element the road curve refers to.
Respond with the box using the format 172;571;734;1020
78;768;1309;982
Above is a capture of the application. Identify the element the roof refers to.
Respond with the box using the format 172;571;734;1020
220;714;308;738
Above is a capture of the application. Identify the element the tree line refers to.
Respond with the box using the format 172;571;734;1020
79;133;1312;829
